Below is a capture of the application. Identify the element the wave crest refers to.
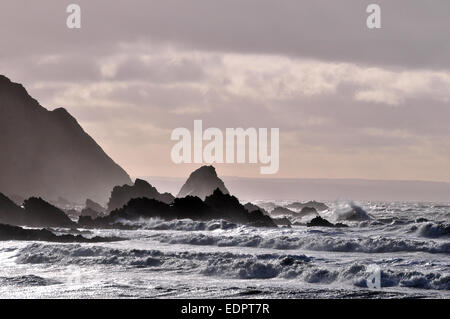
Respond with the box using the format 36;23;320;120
116;218;238;231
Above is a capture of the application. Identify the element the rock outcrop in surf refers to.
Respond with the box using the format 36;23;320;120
0;74;131;203
244;202;269;215
80;188;277;228
205;189;276;227
177;166;229;200
106;179;174;212
307;216;348;228
0;223;119;242
286;201;329;211
23;197;76;228
0;193;76;228
271;206;296;216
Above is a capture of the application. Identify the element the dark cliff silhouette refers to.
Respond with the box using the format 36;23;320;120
0;75;131;203
0;192;25;225
106;179;175;212
22;197;75;228
177;165;229;200
0;192;74;227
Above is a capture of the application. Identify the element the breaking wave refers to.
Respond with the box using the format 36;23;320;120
148;232;450;254
13;243;449;290
416;223;450;238
116;218;239;231
327;201;371;221
0;275;60;287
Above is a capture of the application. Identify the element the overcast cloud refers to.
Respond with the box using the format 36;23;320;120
1;0;449;181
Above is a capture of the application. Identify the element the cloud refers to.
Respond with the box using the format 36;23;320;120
1;1;449;181
355;90;401;105
1;0;450;69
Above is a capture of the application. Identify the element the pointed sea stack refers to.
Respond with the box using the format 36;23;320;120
177;166;229;200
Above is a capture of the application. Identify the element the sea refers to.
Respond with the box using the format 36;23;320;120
0;200;449;298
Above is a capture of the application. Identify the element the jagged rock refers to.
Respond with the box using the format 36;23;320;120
300;206;318;214
204;189;276;227
106;179;174;212
1;193;75;228
254;202;278;213
287;201;329;211
79;189;277;228
85;199;106;213
8;194;25;206
0;223;119;242
307;216;348;228
244;202;269;215
79;207;101;219
79;197;173;229
0;192;25;225
77;215;106;228
272;217;292;226
79;199;106;218
23;197;75;228
0;74;131;203
111;197;174;221
50;197;73;209
173;196;212;220
307;216;334;227
247;210;277;228
177;166;229;200
271;206;296;216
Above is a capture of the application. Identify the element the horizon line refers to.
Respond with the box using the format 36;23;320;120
135;175;450;185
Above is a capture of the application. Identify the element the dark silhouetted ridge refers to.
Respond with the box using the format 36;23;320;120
0;75;131;203
106;179;175;212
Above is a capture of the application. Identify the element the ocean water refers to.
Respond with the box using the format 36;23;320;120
0;201;449;299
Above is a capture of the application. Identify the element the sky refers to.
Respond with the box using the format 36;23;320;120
1;0;449;182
